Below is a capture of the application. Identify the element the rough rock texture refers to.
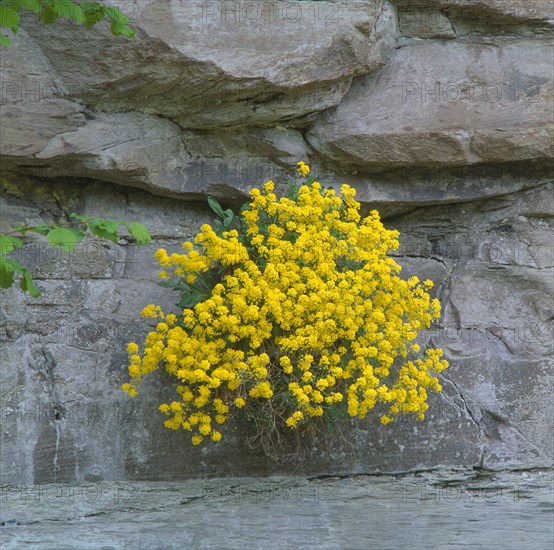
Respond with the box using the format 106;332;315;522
2;470;553;550
395;0;554;31
307;38;553;171
5;0;395;130
0;1;552;484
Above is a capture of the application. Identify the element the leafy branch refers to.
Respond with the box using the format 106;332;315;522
0;213;150;297
0;0;135;47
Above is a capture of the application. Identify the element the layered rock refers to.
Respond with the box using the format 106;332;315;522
394;0;554;37
12;0;396;129
0;1;552;483
307;38;553;172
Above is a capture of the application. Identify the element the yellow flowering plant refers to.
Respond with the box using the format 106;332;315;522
122;161;448;454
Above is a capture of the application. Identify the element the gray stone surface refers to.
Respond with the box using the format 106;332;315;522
12;1;395;130
307;38;553;171
1;177;551;484
1;470;553;550
0;0;553;484
393;0;554;28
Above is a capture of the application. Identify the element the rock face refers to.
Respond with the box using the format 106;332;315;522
0;1;552;484
307;38;553;171
2;471;553;550
6;0;395;129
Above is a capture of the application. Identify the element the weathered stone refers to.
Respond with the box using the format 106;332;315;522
0;1;395;196
1;110;309;199
393;0;554;28
1;471;553;549
16;0;395;130
0;100;85;158
397;5;456;38
307;38;553;172
315;161;551;210
0;27;86;158
0;0;552;485
388;183;554;470
2;176;552;485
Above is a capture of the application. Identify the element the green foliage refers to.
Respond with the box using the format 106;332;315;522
0;235;24;254
160;195;249;310
0;0;135;47
45;227;86;251
207;196;246;234
0;235;40;296
0;213;151;297
125;222;151;245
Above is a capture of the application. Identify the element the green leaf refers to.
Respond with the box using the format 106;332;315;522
286;181;299;201
81;2;104;29
213;220;224;234
127;222;151;245
0;235;24;255
52;0;84;24
19;1;41;13
0;33;12;47
0;5;20;33
88;218;119;242
1;257;26;274
83;12;103;29
161;281;189;291
40;5;59;24
0;259;14;289
0;254;41;297
70;4;85;25
20;269;40;297
0;257;27;290
110;20;134;37
70;212;89;223
20;223;51;236
104;7;129;25
81;1;102;10
207;196;225;219
46;227;85;251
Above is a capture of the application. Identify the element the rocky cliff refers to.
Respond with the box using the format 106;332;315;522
1;0;552;484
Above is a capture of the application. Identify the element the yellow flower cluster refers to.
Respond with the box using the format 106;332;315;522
297;161;310;177
122;163;448;445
